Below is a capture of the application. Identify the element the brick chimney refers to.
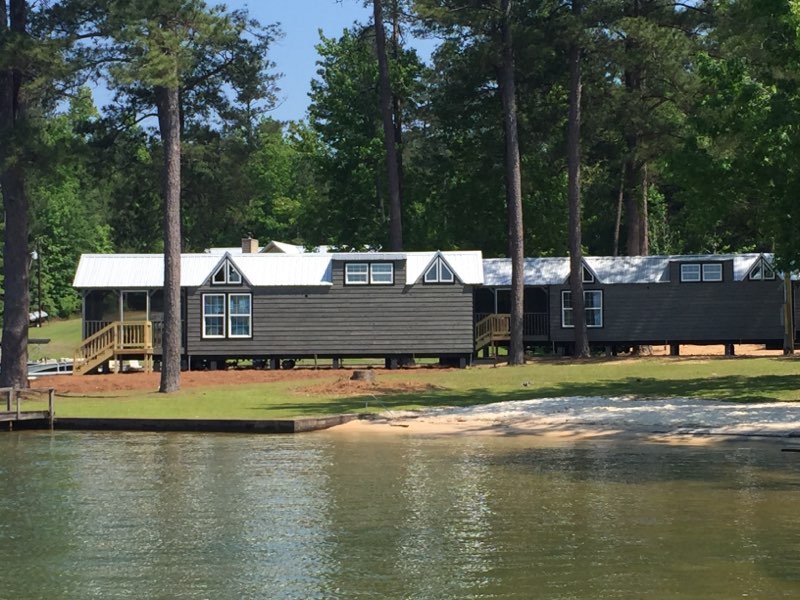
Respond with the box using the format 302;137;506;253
241;236;259;253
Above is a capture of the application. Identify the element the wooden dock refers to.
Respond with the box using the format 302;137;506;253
0;387;55;429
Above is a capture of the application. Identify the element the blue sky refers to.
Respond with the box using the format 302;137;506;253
233;0;369;122
223;0;435;122
92;1;435;123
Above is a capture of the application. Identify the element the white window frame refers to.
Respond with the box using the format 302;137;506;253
749;260;776;281
702;263;722;282
202;294;226;338
680;264;701;282
211;260;242;285
345;263;369;285
561;290;603;328
227;262;242;284
370;263;394;285
228;293;252;338
423;257;455;284
212;264;227;285
582;265;595;283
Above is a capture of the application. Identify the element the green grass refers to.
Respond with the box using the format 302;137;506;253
31;355;800;420
28;318;81;361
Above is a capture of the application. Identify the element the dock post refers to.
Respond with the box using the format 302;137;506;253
48;389;55;429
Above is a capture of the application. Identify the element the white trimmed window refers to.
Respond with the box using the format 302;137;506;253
702;263;722;282
202;294;225;338
582;265;595;283
561;290;603;328
228;294;252;338
202;293;252;338
424;257;455;283
749;259;776;281
345;263;369;285
212;260;243;285
370;263;394;285
681;262;723;282
680;264;701;282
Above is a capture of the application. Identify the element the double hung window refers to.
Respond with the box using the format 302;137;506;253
561;290;603;328
202;293;251;338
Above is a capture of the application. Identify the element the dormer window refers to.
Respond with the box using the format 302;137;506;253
582;265;595;283
345;262;393;285
749;258;776;281
212;260;242;285
681;262;722;282
424;257;455;283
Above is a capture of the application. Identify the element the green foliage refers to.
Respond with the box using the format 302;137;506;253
305;26;427;248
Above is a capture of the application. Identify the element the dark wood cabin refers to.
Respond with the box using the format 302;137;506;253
477;254;796;355
73;245;483;372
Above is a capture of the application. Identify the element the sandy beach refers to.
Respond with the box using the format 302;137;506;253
331;396;800;443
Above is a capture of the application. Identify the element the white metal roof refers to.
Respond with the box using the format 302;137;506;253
483;254;768;286
231;255;332;286
73;254;222;288
405;251;484;285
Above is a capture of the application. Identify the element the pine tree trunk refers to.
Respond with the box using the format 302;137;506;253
640;162;649;255
0;0;30;389
155;85;182;393
373;0;403;251
390;0;404;206
499;0;525;365
567;26;589;358
612;162;624;257
623;0;645;257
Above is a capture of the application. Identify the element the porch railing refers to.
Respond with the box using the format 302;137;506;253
84;319;172;349
475;312;548;337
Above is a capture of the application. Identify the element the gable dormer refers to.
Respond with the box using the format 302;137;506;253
423;254;457;284
746;255;776;281
210;258;244;286
564;260;598;284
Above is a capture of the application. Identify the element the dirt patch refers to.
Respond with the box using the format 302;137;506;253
30;368;341;395
649;343;783;357
299;376;444;397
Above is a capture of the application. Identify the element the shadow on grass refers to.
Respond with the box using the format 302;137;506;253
251;373;800;417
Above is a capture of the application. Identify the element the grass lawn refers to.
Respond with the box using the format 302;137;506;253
31;355;800;420
28;318;82;361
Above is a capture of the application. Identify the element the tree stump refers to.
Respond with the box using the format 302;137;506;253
351;370;375;382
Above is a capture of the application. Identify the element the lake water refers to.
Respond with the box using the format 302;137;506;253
1;431;799;599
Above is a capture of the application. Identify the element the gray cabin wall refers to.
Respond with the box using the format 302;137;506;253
185;260;475;357
549;260;785;344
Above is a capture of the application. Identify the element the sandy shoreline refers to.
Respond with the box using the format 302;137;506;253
329;396;800;444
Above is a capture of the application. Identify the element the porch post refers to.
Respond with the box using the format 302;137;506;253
81;290;87;339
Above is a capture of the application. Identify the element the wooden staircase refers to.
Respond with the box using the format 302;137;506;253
475;313;511;355
73;321;154;375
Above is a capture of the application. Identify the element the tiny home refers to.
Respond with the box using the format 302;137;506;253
73;242;483;372
477;254;796;354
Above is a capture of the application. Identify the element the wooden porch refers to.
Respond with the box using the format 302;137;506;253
474;312;548;355
73;321;155;375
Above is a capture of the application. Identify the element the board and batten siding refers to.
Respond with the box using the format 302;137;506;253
185;260;475;357
549;260;785;344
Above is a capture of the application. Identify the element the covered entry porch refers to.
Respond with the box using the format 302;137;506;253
474;287;549;352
